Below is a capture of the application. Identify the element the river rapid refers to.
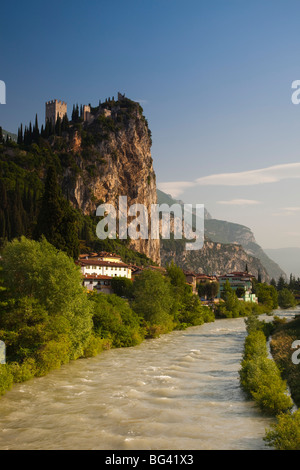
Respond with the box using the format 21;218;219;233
0;310;297;450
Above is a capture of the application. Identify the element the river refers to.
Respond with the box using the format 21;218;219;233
0;309;297;450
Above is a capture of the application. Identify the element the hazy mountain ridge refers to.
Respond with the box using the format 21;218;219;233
264;247;300;278
157;189;286;280
204;218;287;280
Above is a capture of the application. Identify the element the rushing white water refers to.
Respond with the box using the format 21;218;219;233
0;311;296;450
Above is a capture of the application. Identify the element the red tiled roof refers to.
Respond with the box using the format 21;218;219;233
196;274;217;279
77;259;129;268
79;252;122;260
218;272;255;280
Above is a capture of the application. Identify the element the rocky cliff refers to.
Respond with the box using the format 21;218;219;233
160;238;269;282
157;190;279;282
204;219;286;280
60;96;160;264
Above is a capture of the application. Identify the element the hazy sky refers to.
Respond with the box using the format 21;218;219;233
1;0;300;249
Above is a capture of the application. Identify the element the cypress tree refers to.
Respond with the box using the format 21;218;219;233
55;115;62;136
257;270;262;283
33;114;39;142
61;114;69;132
0;209;6;238
17;124;23;144
35;166;79;259
10;182;25;238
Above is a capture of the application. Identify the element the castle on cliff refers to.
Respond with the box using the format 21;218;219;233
45;93;126;126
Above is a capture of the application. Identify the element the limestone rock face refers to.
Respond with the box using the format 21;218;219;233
160;238;270;282
61;98;160;264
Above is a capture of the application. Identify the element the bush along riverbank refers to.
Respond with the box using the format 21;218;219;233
239;312;300;450
263;312;300;450
239;314;293;416
0;237;215;398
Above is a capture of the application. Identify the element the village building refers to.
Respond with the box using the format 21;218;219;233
217;271;258;303
77;258;132;279
196;274;218;284
183;270;197;294
82;274;113;294
77;252;133;294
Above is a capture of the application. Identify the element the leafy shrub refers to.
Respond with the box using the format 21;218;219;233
82;334;111;358
91;293;144;348
8;358;37;383
264;410;300;450
243;330;268;361
35;337;71;376
0;364;13;395
239;318;293;415
132;270;174;333
278;288;297;309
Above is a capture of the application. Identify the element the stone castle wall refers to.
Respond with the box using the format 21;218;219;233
45;99;67;125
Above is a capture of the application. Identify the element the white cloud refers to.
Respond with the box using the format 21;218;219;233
195;163;300;186
283;207;300;212
217;199;261;206
157;181;196;198
158;162;300;199
272;206;300;217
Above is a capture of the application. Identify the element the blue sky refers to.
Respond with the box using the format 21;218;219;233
1;0;300;249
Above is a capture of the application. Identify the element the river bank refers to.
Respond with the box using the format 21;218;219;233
268;307;300;407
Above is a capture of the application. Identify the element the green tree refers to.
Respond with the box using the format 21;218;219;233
256;283;278;312
91;293;143;348
277;275;287;291
278;288;297;309
166;263;214;327
1;237;93;360
132;269;174;334
236;287;246;298
264;410;300;450
198;281;219;300
35;166;79;259
111;277;133;298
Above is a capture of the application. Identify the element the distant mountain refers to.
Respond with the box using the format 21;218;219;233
156;189;212;220
2;129;17;142
264;248;300;278
204;218;287;281
157;189;286;280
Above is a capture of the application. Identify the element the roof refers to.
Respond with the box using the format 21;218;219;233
79;251;122;260
77;259;130;268
196;274;218;280
183;270;197;277
218;271;255;280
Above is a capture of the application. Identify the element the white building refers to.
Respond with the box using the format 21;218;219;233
78;259;132;279
82;274;113;294
76;253;132;294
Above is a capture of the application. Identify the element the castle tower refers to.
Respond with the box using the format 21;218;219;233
45;99;67;125
83;105;91;122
